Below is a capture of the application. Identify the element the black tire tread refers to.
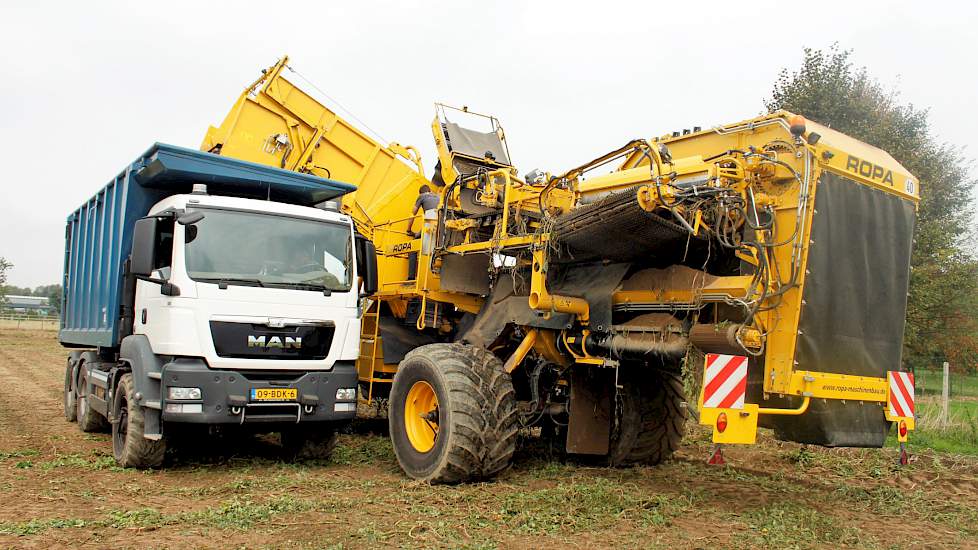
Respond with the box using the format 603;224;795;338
611;370;687;466
396;343;518;484
63;354;79;423
76;357;109;433
113;374;166;468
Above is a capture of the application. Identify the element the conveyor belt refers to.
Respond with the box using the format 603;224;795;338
553;187;704;262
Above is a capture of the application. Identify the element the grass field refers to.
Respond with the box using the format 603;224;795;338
0;317;58;331
1;327;976;549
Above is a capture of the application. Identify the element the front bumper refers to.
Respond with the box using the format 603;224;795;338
160;359;358;424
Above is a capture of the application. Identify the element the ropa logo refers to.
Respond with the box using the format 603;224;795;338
392;242;412;253
248;335;301;349
846;156;894;185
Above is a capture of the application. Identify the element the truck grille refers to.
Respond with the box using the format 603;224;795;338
209;321;334;360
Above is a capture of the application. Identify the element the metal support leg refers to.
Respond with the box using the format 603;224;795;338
708;444;726;465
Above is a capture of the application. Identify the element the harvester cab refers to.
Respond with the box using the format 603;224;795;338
431;104;514;186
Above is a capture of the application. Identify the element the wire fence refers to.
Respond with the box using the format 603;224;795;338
915;367;978;399
0;314;60;331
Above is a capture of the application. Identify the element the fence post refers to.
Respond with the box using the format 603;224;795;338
941;361;950;428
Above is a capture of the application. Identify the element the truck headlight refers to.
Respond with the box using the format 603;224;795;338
335;387;357;401
168;387;202;400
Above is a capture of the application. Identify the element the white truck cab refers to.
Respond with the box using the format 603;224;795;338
61;143;377;468
136;192;362;372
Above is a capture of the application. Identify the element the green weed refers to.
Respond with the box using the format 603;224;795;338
0;449;39;461
0;517;88;536
492;476;696;535
329;435;394;465
785;446;817;467
179;496;314;529
833;485;978;535
37;452;121;471
0;496;316;537
735;503;873;549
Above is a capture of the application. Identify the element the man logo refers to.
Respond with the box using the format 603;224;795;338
248;335;302;349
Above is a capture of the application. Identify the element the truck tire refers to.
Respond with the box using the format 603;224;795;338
389;343;518;483
112;373;166;468
280;428;338;460
608;369;686;466
76;367;109;433
63;356;78;422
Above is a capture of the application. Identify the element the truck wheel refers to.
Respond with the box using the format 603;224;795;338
389;343;518;483
112;373;165;468
63;356;78;422
76;368;109;433
280;428;338;460
608;369;686;466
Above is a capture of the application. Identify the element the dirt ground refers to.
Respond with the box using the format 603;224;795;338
1;328;976;549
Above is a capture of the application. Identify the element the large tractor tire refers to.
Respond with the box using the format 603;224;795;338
76;356;110;433
389;343;518;484
608;369;687;466
112;373;166;468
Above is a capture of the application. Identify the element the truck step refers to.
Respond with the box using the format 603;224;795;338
143;400;161;410
147;372;162;380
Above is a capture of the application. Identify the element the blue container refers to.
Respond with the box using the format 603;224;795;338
60;143;355;349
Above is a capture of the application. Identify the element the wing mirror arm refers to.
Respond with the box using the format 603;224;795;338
134;275;181;296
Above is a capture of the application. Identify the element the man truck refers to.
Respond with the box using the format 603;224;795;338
59;143;377;468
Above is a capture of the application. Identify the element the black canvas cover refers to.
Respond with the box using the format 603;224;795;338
461;263;631;346
378;315;437;364
769;172;916;446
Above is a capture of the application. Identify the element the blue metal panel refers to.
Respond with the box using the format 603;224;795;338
59;143;356;349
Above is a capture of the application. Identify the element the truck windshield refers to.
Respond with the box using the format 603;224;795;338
184;208;352;292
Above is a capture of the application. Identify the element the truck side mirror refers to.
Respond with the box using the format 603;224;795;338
131;217;159;277
177;211;205;225
355;234;378;296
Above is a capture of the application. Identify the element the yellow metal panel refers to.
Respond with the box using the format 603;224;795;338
200;57;426;294
700;405;759;445
787;371;888;402
806;120;917;201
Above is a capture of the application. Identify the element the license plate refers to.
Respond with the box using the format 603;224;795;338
250;388;297;402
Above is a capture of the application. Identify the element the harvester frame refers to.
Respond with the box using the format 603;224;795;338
202;56;919;481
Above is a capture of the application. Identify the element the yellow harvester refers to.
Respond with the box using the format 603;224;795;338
202;57;919;482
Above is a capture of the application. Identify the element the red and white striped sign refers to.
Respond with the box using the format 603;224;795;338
887;371;915;418
702;354;748;410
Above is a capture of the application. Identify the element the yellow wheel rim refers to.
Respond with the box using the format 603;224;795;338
404;380;439;453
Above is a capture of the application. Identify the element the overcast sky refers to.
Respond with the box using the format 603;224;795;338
2;1;975;288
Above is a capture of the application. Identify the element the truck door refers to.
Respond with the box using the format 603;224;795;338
133;216;175;339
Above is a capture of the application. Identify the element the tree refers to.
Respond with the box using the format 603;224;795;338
766;45;978;371
2;285;33;296
35;284;63;315
0;258;10;305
